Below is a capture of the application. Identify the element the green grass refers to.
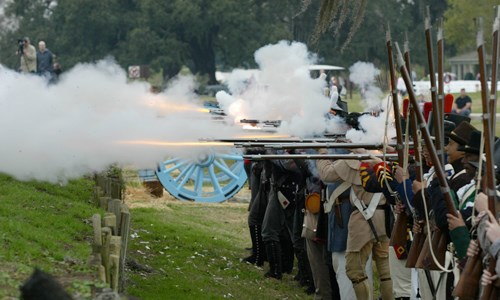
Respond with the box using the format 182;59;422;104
125;202;313;300
0;173;101;298
0;171;312;299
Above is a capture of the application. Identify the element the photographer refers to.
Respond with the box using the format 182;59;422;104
16;37;37;73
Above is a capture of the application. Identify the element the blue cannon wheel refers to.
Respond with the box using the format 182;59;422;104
156;150;248;202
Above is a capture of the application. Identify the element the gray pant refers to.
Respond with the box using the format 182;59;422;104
261;186;295;243
306;239;332;300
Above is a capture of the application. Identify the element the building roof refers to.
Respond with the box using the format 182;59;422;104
448;51;491;64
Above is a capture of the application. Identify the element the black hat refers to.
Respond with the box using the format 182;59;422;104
458;130;482;154
447;121;476;145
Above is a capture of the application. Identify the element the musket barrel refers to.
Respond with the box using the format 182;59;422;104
243;153;400;160
200;137;345;143
425;7;444;165
234;142;409;149
437;19;445;157
490;7;499;138
386;25;404;165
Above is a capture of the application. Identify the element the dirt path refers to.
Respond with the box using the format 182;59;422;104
124;183;251;209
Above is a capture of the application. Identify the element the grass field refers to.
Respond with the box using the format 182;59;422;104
0;172;314;299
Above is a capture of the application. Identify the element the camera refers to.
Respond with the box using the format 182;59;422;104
17;39;25;54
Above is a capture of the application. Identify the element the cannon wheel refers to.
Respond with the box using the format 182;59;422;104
155;150;248;203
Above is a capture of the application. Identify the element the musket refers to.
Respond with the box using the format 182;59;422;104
478;16;499;300
396;43;459;274
437;19;446;156
233;142;410;150
490;7;500;146
243;153;400;161
201;137;347;143
453;18;499;299
240;119;282;127
386;25;410;255
403;36;426;268
419;16;450;272
425;6;444;165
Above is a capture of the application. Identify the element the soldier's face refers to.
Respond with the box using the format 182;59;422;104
444;140;464;164
462;153;479;177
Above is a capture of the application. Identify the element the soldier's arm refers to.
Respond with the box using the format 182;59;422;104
316;159;342;183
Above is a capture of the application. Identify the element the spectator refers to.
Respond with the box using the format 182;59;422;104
36;41;55;79
453;88;472;117
330;76;344;96
16;37;37;73
397;76;407;96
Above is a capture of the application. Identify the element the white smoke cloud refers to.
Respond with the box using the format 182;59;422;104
346;62;396;143
0;59;242;182
216;41;332;137
349;61;384;110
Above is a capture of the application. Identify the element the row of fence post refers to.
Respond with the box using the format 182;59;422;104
90;174;130;293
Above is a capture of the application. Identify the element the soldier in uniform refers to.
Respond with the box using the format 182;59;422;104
261;156;303;280
316;151;393;299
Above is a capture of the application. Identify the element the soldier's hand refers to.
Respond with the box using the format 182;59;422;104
394;166;408;183
351;148;367;154
475;192;488;214
317;148;328;155
485;210;500;243
467;240;480;257
481;269;498;286
447;211;465;231
412;220;423;234
412;180;423;194
393;202;406;214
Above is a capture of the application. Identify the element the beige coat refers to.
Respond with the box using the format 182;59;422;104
316;159;388;251
20;44;37;73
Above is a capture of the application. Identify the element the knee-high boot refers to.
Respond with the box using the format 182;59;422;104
280;234;294;274
243;225;265;266
265;241;282;279
295;248;315;293
329;265;341;300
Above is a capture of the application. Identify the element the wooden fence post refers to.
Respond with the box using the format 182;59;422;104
119;204;131;292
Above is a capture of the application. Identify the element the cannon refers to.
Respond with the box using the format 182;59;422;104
155;148;248;203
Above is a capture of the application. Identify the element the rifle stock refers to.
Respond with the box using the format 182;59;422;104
405;228;425;268
452;245;484;299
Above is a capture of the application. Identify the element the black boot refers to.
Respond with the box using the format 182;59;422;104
295;248;313;286
280;233;294;274
242;225;265;266
264;241;282;279
329;264;341;300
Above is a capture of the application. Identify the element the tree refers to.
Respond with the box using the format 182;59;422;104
444;0;497;53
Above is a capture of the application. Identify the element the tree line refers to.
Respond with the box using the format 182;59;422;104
0;0;495;85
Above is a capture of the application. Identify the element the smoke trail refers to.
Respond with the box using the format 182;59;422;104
346;62;396;143
216;40;333;137
0;59;241;182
